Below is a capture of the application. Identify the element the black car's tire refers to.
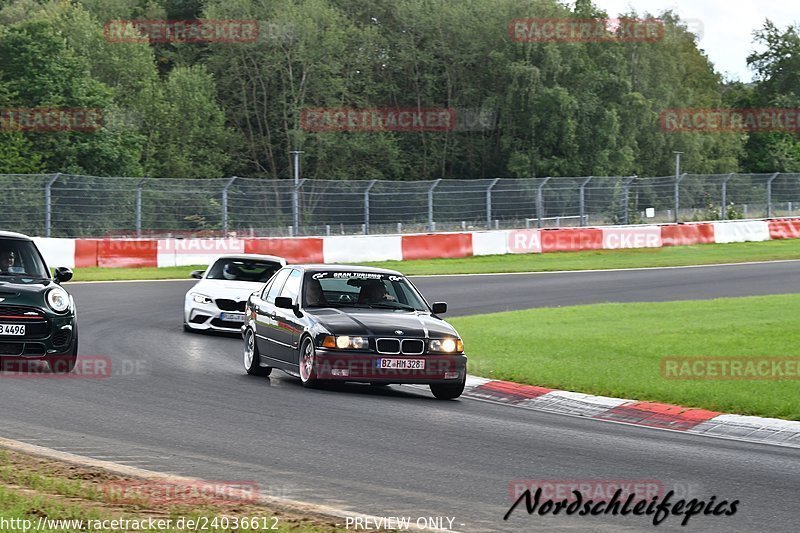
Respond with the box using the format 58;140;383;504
244;328;271;376
298;337;320;388
48;326;78;374
430;376;466;400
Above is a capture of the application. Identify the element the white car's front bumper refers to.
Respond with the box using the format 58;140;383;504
184;298;246;332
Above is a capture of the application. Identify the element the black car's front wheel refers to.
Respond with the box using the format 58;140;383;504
430;375;466;400
244;328;271;376
299;337;320;388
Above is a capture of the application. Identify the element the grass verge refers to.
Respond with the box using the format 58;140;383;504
69;240;800;281
0;448;346;532
366;239;800;275
449;294;800;420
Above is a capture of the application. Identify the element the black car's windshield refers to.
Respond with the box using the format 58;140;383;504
0;238;49;279
206;258;281;282
303;271;428;311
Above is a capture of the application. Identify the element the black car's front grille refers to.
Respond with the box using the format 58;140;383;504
0;306;45;319
376;338;400;354
52;330;72;347
400;339;425;355
215;299;246;312
376;338;425;355
0;306;50;339
0;343;23;355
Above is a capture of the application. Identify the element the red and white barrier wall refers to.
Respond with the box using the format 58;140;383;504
31;218;800;270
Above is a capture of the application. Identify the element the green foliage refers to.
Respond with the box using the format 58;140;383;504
0;0;797;182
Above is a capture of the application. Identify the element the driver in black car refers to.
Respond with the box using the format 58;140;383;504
0;249;21;274
359;280;397;303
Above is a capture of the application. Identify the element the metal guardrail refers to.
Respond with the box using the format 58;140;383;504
1;173;798;238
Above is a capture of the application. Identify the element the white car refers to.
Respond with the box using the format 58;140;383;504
183;254;286;333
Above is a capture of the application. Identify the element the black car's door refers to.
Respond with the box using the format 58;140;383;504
254;268;291;359
271;268;303;363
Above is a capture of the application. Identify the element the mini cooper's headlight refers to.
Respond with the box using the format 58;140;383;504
429;338;463;353
191;293;213;304
322;335;369;350
47;287;70;313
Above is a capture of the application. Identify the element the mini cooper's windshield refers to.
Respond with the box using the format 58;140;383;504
303;271;429;312
0;238;49;279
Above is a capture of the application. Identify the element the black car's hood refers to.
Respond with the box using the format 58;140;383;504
311;308;459;338
0;278;56;301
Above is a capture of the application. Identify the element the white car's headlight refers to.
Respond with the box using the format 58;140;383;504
191;293;213;304
429;338;463;353
322;335;369;350
47;287;70;313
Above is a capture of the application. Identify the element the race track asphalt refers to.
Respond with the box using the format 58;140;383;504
1;261;799;532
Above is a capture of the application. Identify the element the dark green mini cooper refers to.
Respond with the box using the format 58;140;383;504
0;232;77;373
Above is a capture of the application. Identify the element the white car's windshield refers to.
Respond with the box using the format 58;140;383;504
206;259;281;283
303;272;428;311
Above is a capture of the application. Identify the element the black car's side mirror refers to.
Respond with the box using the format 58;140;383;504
275;296;294;309
431;302;448;314
54;267;73;283
190;270;205;279
275;296;303;317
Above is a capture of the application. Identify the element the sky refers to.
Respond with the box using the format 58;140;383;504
589;0;799;82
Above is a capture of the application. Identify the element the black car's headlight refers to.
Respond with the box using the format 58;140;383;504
322;335;369;350
47;287;70;313
429;338;463;353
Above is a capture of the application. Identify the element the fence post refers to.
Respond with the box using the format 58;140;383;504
536;177;551;228
364;180;377;234
135;176;148;237
294;178;306;234
222;176;238;235
579;176;593;226
428;179;442;232
721;173;735;220
674;172;686;222
44;173;61;238
485;178;500;229
622;176;636;225
767;172;779;218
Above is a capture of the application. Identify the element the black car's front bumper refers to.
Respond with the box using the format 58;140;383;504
312;348;467;384
0;311;76;359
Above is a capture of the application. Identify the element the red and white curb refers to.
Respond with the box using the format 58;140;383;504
449;376;800;448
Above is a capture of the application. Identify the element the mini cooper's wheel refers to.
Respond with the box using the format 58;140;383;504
244;328;271;376
299;337;319;388
430;375;465;400
48;325;78;374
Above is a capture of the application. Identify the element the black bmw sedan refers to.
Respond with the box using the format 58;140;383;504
242;265;467;399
